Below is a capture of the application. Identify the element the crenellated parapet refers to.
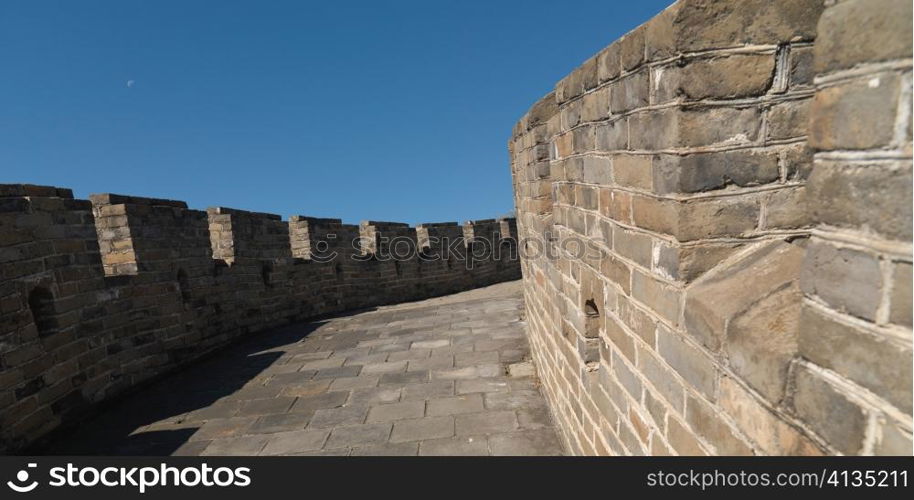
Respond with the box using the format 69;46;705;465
0;184;520;452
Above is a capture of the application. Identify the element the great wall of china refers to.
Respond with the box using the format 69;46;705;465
2;0;912;456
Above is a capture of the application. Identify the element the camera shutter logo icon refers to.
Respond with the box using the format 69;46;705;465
7;463;38;493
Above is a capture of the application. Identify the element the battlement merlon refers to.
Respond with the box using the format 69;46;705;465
207;206;291;263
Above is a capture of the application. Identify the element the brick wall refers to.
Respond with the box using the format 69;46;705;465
509;0;912;455
0;187;520;452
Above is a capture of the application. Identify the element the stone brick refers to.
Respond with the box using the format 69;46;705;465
389;416;454;443
808;74;902;151
366;401;426;423
798;306;912;414
639;346;684;416
656;326;717;400
260;430;329;455
874;418;914;456
788;46;815;89
612;154;652;190
767;99;810;141
455;410;518;435
613;228;652;269
652;241;742;283
610;71;649;114
646;0;823;57
419;436;488;456
800;240;882;321
631;271;679;325
889;262;912;327
763;187;810;230
488;429;564;456
678;106;761;148
674;54;776;100
666;416;706;456
685;240;803;352
605;314;635;363
627;109;676;151
806;161;912;241
791;364;868;455
718;376;822;455
814;0;912;74
685;394;753;455
324;423;392;449
611;351;642;399
618;26;645;72
597;43;621;83
599;189;631;223
652;150;780;194
727;283;801;403
581;88;610;123
594;119;628;151
426;394;484;416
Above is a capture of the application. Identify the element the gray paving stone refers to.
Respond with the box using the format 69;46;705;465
455;351;500;367
266;371;316;386
260;430;329;455
380;370;429;386
455;411;518;435
360;360;408;374
231;385;284;400
401;381;455;401
280;379;333;397
236;397;296;417
290;391;349;413
348;387;402;405
387;349;431;362
329;376;380;391
313;365;361;380
248;412;313;434
426;394;485;416
366;401;426;423
407;355;454;372
183;400;242;422
488;429;564;456
434;364;502;380
517;406;553;430
345;353;390;365
325;423;392;449
172;440;211;456
412;339;450;349
419;436;489;456
191;417;256;441
484;390;547;410
300;358;346;371
291;351;333;362
350;442;419;456
309;405;369;429
390;417;455;443
457;378;511;395
201;435;269;456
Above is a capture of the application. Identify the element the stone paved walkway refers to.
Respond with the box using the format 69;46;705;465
43;280;564;456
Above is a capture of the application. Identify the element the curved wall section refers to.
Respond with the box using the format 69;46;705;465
0;185;519;452
509;0;912;455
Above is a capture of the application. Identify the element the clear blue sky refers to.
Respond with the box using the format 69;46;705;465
1;0;669;224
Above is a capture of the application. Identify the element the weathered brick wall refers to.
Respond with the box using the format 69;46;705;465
0;186;520;452
509;0;912;455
